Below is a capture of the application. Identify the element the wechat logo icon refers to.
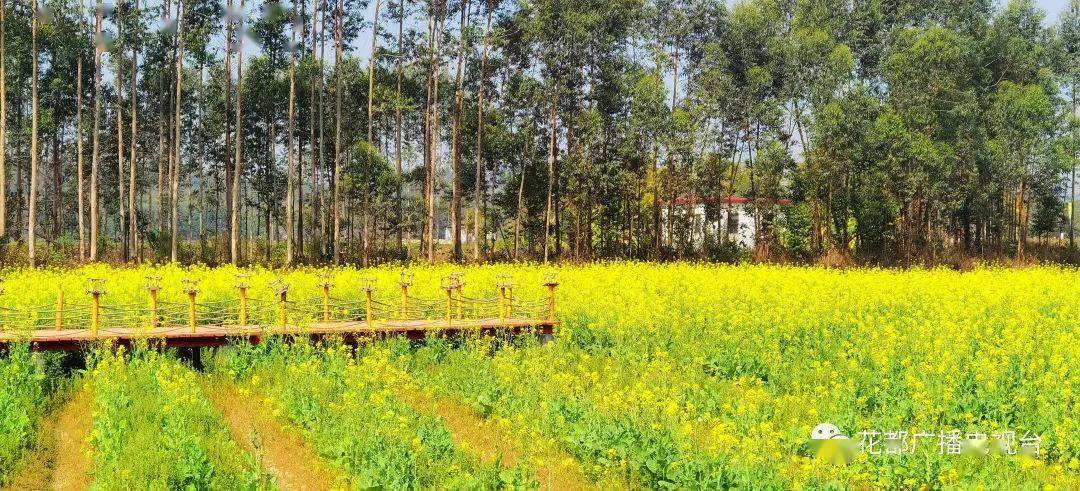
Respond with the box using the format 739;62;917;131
809;423;855;464
810;423;848;440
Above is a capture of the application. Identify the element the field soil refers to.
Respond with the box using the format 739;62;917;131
203;380;346;490
395;387;593;490
2;386;93;491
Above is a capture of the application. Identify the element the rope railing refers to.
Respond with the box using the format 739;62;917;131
0;272;560;337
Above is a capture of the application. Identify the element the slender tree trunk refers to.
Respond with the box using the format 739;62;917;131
157;87;165;234
75;0;85;259
90;0;103;261
318;0;327;256
421;12;432;257
129;0;140;260
296;0;307;261
364;0;382;266
473;2;491;262
1016;174;1026;259
425;4;443;263
449;0;469;261
0;0;6;240
307;0;319;259
51;120;59;241
230;0;245;264
332;0;343;264
394;0;404;253
1071;85;1077;250
367;0;381;144
543;89;556;264
266;115;274;261
171;0;185;262
513;128;529;261
286;4;297;264
116;23;127;262
224;0;233;251
28;0;39;266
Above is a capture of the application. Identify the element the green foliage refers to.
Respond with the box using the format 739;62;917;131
210;340;537;489
86;348;267;489
0;345;47;486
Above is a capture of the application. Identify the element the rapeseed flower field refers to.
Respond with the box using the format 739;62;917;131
0;263;1078;488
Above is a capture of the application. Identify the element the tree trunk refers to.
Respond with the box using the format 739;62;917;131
422;12;433;259
364;0;382;267
230;0;245;264
425;3;443;264
1072;85;1078;250
90;0;103;261
157;86;165;235
52;126;60;241
129;0;140;260
473;2;491;262
266;115;274;262
650;144;660;256
171;0;185;262
224;0;233;251
449;0;469;262
307;0;319;259
318;0;327;256
296;0;308;261
332;0;343;264
0;0;6;240
543;89;557;264
28;0;39;266
1016;177;1026;259
367;0;381;144
286;6;297;264
75;0;84;259
513;129;529;261
116;24;127;262
394;0;404;253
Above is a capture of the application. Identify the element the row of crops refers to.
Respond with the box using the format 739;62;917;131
2;263;1080;488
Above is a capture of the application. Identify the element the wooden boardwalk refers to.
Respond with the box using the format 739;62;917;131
0;318;556;351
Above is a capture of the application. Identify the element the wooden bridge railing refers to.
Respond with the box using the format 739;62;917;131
0;272;559;337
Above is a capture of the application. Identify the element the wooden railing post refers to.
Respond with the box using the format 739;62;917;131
496;274;512;323
453;273;465;320
182;279;200;334
55;288;64;330
398;271;414;319
441;276;455;326
85;278;105;337
149;289;158;328
543;274;559;323
498;286;506;323
322;284;331;322
91;292;101;336
506;286;514;319
318;272;332;323
272;279;290;331
146;274;161;329
235;274;251;326
279;291;287;328
187;291;197;331
361;277;376;328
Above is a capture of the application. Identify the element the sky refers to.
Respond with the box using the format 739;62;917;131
332;0;1078;60
1039;0;1069;21
211;0;1075;63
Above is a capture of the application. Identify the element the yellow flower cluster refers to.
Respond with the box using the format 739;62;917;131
7;262;1080;487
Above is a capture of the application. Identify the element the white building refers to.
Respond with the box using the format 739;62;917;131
657;196;790;248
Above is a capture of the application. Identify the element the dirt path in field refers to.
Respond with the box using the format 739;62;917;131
395;387;593;490
2;387;93;491
203;380;347;490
